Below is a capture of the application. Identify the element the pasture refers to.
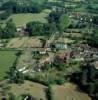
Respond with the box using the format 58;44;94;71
52;83;91;100
8;12;48;27
0;50;17;80
8;81;47;99
0;11;49;27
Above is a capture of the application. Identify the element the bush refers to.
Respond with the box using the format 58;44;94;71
47;85;54;100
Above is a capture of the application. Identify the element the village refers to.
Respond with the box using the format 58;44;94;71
14;32;98;75
0;0;98;99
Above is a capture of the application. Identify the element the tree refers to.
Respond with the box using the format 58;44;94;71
9;93;16;100
58;62;66;71
56;76;65;85
84;29;98;47
89;66;96;81
26;22;44;36
47;85;54;100
70;62;98;99
8;54;24;83
59;14;70;31
3;19;16;39
1;1;44;14
44;62;51;71
48;11;62;23
88;82;95;96
26;21;57;36
53;56;66;71
15;71;24;83
1;1;17;11
0;10;11;20
9;66;24;84
81;69;88;85
0;25;3;39
49;22;57;34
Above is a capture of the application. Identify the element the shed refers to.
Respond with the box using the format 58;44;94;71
55;42;67;49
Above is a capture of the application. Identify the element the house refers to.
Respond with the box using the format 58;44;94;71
39;48;47;55
46;47;51;52
16;27;28;36
55;42;67;49
16;27;23;32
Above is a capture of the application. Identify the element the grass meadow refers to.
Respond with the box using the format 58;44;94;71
0;50;17;80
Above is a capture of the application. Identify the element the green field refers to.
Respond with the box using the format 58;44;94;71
0;50;17;80
0;10;50;27
8;12;48;27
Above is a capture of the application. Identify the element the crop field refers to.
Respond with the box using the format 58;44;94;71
6;37;43;48
8;81;47;99
0;50;17;80
52;83;91;100
8;12;48;27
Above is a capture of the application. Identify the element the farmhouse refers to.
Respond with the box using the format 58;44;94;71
55;42;67;49
17;27;22;32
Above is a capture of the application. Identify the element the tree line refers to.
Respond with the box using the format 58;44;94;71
0;1;46;20
70;63;98;100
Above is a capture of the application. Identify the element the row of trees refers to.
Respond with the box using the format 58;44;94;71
26;21;57;36
1;1;44;13
87;4;98;14
0;1;46;20
0;10;11;20
47;85;54;100
0;19;16;39
93;16;98;25
48;11;71;31
8;51;24;84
